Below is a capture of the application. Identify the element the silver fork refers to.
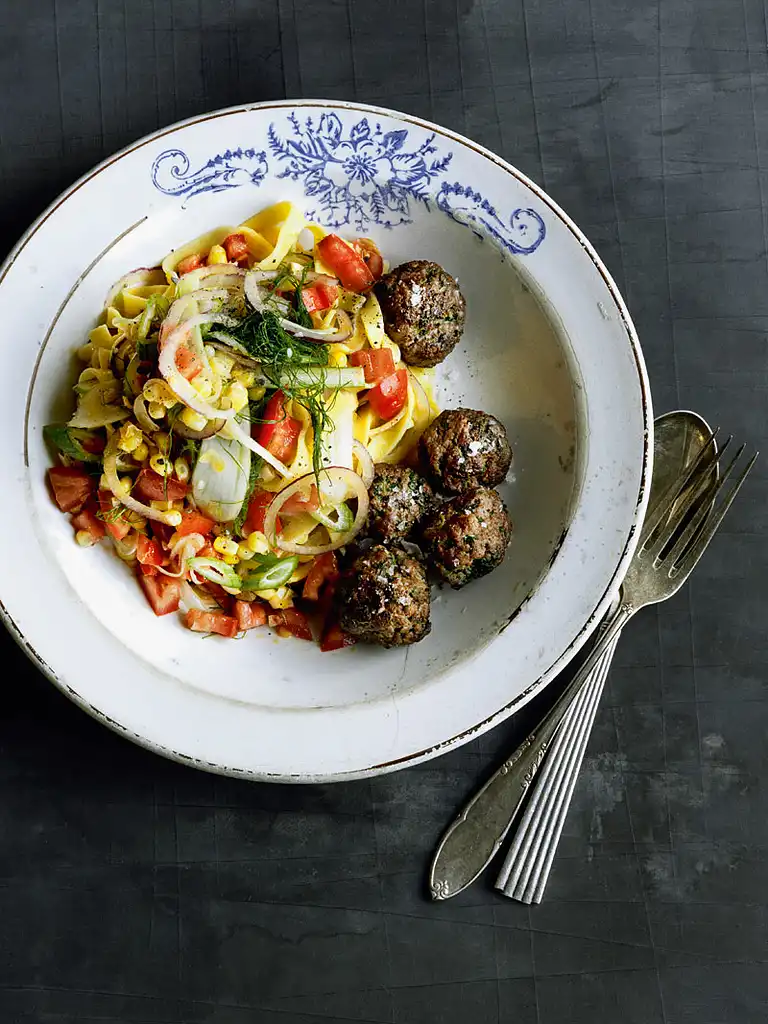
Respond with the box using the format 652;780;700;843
429;430;757;901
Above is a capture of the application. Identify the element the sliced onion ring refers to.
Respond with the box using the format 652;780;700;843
158;314;237;421
352;439;375;488
133;395;157;434
265;468;369;554
103;445;180;527
105;267;160;308
170;415;225;441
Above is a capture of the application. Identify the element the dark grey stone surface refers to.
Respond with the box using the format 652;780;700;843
1;1;766;1021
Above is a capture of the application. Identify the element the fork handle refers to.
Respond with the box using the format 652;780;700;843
429;601;632;900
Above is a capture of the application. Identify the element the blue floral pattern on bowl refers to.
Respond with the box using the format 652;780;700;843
436;182;546;256
151;147;268;204
268;112;453;230
149;113;545;255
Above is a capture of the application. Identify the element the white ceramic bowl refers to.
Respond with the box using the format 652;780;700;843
0;101;651;781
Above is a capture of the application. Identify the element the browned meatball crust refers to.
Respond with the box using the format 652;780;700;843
421;486;511;589
419;408;512;494
366;464;434;541
336;545;431;647
374;260;466;367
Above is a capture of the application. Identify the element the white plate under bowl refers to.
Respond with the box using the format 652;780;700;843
0;100;652;782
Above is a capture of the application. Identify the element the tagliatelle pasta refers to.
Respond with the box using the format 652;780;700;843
44;201;440;649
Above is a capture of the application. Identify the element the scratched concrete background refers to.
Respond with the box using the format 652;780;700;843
1;1;767;1021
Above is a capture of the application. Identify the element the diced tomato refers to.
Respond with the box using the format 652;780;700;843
48;466;95;513
176;254;203;276
70;504;106;542
349;348;396;384
175;510;215;537
352;238;384;281
138;573;181;616
301;279;339;314
320;623;356;653
234;600;267;631
175;345;203;380
317;234;374;292
244;491;280;536
222;232;250;264
150;518;175;545
268;608;313;641
185;608;239;638
280;484;320;515
80;433;106;455
137;534;164;567
135;468;188;502
303;552;339;601
255;391;302;464
97;490;132;541
368;368;409;421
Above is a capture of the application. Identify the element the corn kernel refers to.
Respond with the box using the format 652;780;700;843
166;511;182;527
246;530;269;553
237;543;255;560
75;529;97;547
248;385;266;401
153;431;171;453
150;499;175;512
232;368;256;388
207;244;227;265
211;354;235;379
213;536;240;557
180;407;208;432
224;381;249;413
148;401;165;420
222;553;239;566
193;377;214;399
174;457;190;483
149;454;172;477
143;379;177;408
117;475;133;496
133;442;149;462
117;422;144;453
257;586;294;610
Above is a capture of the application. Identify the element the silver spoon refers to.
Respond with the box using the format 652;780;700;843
429;410;755;900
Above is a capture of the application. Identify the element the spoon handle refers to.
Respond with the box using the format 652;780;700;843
428;602;631;900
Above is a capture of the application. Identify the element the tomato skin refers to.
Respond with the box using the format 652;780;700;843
352;238;384;281
97;490;131;541
255;391;301;463
135;468;188;502
48;467;95;513
222;233;250;264
234;600;267;631
175;345;203;380
244;491;281;536
175;511;215;537
368;368;409;421
280;485;320;515
268;608;313;641
317;235;374;291
138;573;181;616
301;280;339;313
185;608;239;638
70;504;106;541
137;534;164;566
349;348;396;383
320;623;356;653
303;552;339;601
176;254;203;276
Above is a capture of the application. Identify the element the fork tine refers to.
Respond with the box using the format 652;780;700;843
660;443;745;568
640;429;722;547
670;449;758;579
644;436;730;562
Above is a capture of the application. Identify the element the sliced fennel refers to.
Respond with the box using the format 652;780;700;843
191;406;251;522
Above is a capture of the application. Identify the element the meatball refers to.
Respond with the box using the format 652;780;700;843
366;464;434;541
374;260;466;367
336;545;431;647
421;486;511;589
419;408;512;494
